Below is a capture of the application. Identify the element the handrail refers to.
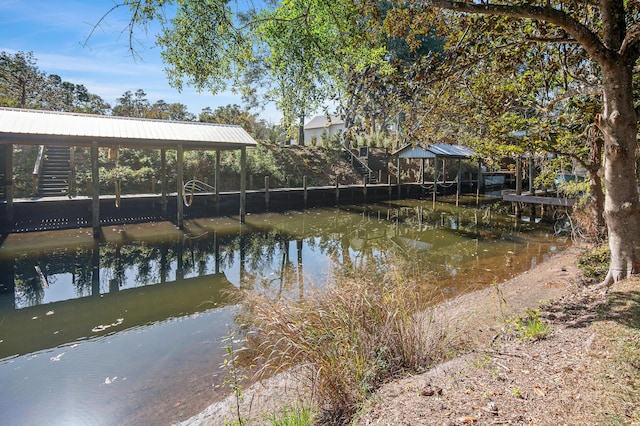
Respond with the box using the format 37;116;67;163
343;149;374;180
182;179;216;206
32;145;45;195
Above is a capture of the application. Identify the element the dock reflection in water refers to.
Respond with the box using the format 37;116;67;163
0;200;569;425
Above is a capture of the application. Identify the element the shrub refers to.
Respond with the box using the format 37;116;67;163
578;244;610;281
510;309;550;341
241;260;446;424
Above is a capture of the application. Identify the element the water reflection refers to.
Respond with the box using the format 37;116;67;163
0;200;568;425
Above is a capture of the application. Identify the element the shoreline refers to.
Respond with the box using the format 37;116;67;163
175;244;584;425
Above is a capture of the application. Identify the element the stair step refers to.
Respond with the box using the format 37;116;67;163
37;144;71;197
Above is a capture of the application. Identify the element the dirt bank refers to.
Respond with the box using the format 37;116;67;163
176;244;640;425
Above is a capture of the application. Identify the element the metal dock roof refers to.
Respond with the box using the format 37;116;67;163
0;107;258;150
394;143;475;159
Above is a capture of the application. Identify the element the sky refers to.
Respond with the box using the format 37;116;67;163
0;0;282;122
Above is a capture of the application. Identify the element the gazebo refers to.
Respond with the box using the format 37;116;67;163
0;107;257;237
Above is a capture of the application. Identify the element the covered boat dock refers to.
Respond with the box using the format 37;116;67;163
0;107;257;237
393;143;476;203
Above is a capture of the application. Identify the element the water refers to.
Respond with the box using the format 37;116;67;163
0;199;569;425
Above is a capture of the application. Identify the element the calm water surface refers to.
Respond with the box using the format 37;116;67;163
0;199;569;425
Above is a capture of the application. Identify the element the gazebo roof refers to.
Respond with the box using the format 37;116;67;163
0;107;258;150
394;143;474;159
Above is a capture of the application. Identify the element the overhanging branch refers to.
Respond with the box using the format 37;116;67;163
428;1;611;63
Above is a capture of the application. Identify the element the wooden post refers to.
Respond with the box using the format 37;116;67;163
335;177;340;205
303;175;308;208
396;156;401;199
477;159;483;205
421;158;425;184
515;156;522;195
388;174;392;197
91;142;100;238
215;150;221;215
433;156;439;203
265;175;270;211
528;155;535;194
456;158;462;206
5;144;13;223
176;144;184;229
441;158;446;191
240;147;246;223
69;147;75;196
161;149;167;218
363;175;367;201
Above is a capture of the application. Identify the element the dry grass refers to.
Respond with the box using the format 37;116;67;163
239;260;448;424
590;278;640;424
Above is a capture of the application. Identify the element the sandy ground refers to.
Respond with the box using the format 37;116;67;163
175;244;591;425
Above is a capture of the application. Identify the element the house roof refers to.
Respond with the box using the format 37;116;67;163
394;143;475;159
0;107;258;150
304;115;345;130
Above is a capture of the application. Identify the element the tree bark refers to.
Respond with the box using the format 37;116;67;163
598;62;640;284
586;130;606;233
427;0;640;285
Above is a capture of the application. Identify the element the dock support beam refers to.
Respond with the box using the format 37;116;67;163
91;142;100;238
265;175;270;211
5;144;13;223
433;156;439;205
161;149;167;218
215;150;221;215
396;156;401;199
240;147;246;224
177;144;184;229
456;158;462;206
528;155;535;193
303;175;308;209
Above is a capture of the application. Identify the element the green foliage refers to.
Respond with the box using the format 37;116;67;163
509;309;550;341
578;245;611;281
557;179;589;200
221;329;250;426
11;145;39;197
266;405;314;426
1;50;110;113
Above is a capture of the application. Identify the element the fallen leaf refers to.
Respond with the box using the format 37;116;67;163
457;416;478;424
534;386;545;396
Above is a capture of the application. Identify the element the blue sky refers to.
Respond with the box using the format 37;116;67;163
0;0;281;122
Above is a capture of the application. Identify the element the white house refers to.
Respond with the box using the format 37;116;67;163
303;115;345;145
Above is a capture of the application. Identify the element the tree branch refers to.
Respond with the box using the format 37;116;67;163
543;85;603;112
429;1;612;63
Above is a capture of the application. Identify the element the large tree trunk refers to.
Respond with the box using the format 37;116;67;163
598;62;640;285
586;130;606;234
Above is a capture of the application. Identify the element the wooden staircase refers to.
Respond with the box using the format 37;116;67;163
37;146;71;197
343;149;378;184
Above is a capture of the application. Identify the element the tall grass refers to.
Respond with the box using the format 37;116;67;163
241;261;447;424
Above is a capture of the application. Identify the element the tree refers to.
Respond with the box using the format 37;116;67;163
99;1;387;141
393;1;639;284
199;104;269;140
393;26;607;232
0;51;46;108
0;51;111;114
